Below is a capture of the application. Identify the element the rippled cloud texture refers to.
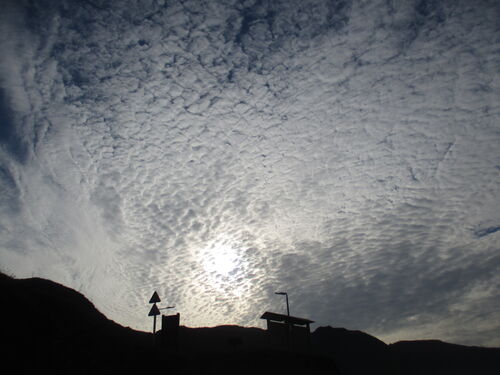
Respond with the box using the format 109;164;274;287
1;0;499;346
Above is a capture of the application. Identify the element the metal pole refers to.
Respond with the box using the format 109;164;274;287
153;314;157;334
285;293;290;316
275;291;290;316
275;291;292;351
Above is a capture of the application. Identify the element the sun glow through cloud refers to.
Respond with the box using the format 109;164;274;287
203;242;240;275
200;239;247;293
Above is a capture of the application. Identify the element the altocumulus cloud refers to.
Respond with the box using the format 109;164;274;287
0;0;499;347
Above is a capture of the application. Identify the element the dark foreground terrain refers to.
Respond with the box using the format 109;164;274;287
2;272;499;374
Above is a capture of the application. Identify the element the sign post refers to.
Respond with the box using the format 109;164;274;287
148;291;161;334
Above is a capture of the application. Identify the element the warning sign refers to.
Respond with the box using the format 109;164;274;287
149;291;161;304
148;303;160;316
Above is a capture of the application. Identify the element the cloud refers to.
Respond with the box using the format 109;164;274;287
0;0;499;346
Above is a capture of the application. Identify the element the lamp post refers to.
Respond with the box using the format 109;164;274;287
275;291;289;316
275;291;291;351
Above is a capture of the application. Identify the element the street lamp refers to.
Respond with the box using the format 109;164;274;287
275;291;290;316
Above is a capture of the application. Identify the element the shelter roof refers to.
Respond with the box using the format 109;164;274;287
260;311;314;325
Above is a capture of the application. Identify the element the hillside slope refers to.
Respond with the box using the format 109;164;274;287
389;340;500;374
2;273;499;374
0;273;337;374
1;272;154;373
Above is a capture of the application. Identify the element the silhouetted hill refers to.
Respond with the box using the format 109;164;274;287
312;326;396;374
179;324;268;353
2;273;499;374
389;340;500;374
0;272;153;374
0;273;338;374
311;327;500;375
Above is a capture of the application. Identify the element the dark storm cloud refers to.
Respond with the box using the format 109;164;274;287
0;0;499;346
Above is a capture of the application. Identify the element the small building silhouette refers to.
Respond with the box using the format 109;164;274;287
260;311;314;352
160;313;180;351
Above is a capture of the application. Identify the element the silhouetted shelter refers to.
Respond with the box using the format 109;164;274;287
260;311;314;351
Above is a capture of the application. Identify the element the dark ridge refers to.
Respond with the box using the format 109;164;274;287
2;273;499;374
389;340;500;374
1;273;152;374
312;326;396;374
0;273;338;374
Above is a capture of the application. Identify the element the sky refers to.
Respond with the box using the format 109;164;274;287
0;0;499;347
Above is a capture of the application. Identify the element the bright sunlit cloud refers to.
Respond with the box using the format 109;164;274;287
201;240;242;277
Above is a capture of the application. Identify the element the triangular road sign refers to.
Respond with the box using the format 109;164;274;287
148;303;160;316
149;291;161;304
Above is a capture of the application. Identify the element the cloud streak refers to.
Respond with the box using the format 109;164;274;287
0;0;499;346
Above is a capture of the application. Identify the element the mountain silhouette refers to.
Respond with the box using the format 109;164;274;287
2;272;499;374
313;326;396;374
389;339;500;374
